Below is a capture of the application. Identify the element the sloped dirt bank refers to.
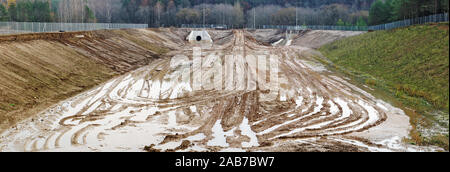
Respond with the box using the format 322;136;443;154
246;29;364;48
0;29;178;132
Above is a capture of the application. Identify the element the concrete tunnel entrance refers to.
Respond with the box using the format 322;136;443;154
187;30;212;43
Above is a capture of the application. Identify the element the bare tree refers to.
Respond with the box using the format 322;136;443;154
88;0;120;23
154;1;163;27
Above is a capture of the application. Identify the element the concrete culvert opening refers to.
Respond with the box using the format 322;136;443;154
187;31;213;43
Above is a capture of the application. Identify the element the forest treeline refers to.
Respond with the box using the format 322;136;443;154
370;0;449;25
0;0;448;27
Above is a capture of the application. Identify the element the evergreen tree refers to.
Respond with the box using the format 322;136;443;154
8;3;16;21
33;1;52;22
345;21;352;26
85;5;96;23
356;16;367;26
369;0;393;25
336;18;345;26
0;3;8;21
233;0;245;28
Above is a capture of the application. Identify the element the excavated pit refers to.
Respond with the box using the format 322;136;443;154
0;28;443;152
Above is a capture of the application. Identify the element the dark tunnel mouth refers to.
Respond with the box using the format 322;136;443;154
196;36;202;41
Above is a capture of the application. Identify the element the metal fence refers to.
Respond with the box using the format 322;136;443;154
180;24;228;29
261;25;369;31
368;13;448;30
0;22;148;35
257;13;449;31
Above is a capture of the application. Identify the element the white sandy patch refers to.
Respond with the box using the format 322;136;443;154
88;80;115;104
259;96;323;136
285;40;292;46
219;148;246;152
207;120;235;147
170;81;192;99
295;96;304;108
240;117;259;148
329;100;339;114
272;39;284;46
160;80;172;99
149;80;161;99
167;111;177;127
324;100;380;135
280;94;287;101
82;101;102;115
129;107;159;122
190;106;197;113
334;98;352;121
376;102;388;111
358;100;379;124
186;133;206;141
126;79;144;99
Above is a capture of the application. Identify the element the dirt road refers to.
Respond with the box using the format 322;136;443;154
0;29;442;152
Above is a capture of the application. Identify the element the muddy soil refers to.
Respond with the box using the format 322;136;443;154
0;29;443;152
0;29;176;132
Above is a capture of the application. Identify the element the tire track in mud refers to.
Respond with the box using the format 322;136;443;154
0;30;435;152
